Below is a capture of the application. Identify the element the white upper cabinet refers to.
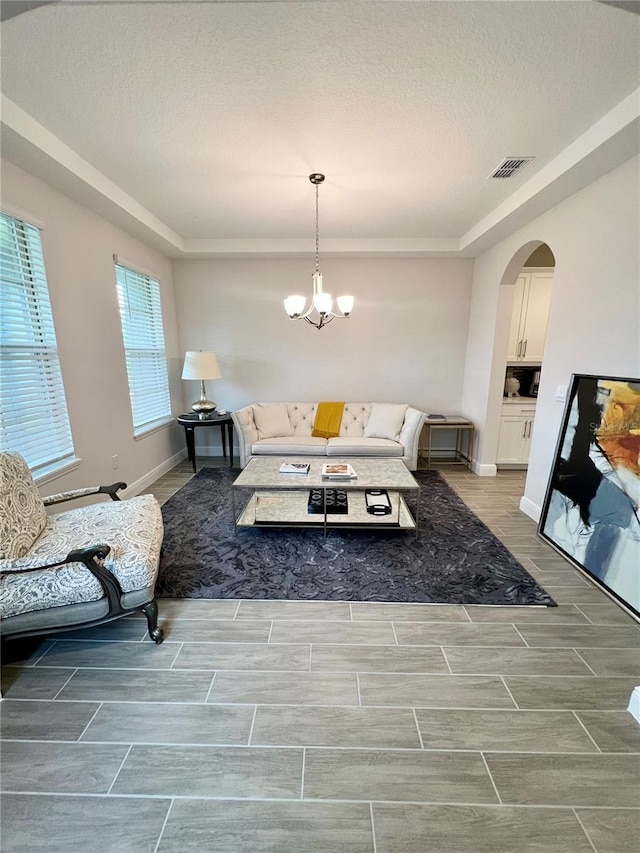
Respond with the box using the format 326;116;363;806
507;275;528;362
507;269;553;363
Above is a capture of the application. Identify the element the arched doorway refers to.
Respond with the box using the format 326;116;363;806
494;241;555;472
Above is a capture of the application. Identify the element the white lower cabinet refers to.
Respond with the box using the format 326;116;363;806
498;404;536;465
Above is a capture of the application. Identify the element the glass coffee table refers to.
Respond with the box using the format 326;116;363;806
232;457;420;538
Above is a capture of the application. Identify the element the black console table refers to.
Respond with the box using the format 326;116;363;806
177;412;234;472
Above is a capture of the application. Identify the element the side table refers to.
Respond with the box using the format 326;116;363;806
419;416;474;470
177;412;234;472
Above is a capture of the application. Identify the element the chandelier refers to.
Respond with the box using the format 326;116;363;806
284;173;354;330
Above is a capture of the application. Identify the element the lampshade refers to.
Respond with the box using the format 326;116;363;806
313;291;333;315
181;351;221;381
337;294;354;316
284;295;306;317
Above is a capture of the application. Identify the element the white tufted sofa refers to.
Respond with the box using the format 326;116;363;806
232;403;426;470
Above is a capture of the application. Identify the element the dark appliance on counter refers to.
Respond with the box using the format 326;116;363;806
530;370;541;397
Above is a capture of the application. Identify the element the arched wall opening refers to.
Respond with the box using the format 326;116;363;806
497;240;554;291
485;240;556;480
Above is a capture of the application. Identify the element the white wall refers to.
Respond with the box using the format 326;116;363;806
1;160;185;494
462;155;640;513
173;257;473;453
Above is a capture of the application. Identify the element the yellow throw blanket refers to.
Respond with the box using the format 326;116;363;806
312;401;345;439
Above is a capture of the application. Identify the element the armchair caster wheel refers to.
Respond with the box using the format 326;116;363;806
150;626;164;644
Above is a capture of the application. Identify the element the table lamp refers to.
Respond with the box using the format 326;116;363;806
182;351;221;414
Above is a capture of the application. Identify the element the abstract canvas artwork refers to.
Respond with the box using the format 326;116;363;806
539;374;640;619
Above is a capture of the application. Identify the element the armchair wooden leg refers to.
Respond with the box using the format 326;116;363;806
140;599;164;644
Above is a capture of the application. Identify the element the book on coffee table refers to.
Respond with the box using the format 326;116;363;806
279;462;310;474
321;463;357;479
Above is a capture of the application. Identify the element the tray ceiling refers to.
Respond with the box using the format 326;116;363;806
1;1;639;257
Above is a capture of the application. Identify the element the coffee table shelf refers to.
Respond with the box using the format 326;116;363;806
237;489;416;530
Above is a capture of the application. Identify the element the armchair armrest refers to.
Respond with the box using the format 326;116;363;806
0;544;111;574
44;482;127;506
0;543;124;612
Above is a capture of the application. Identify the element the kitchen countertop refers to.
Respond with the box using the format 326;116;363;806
502;397;538;405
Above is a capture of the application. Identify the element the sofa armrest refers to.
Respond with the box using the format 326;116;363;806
399;407;427;470
44;483;127;506
231;406;258;468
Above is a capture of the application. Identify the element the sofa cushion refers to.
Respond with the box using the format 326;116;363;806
285;404;317;436
364;403;408;441
0;494;163;619
327;437;403;456
253;403;293;439
252;437;328;455
0;451;48;559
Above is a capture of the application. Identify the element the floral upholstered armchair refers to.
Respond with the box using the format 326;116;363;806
0;451;164;643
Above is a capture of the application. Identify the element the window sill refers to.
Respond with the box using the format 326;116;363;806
34;456;82;487
133;416;174;441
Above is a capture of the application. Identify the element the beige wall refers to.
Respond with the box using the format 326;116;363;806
0;160;185;494
462;155;640;514
172;256;474;453
4;152;637;498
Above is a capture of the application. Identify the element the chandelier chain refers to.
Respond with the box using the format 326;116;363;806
315;182;320;274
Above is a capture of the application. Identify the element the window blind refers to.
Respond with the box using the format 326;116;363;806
115;262;171;435
0;212;76;476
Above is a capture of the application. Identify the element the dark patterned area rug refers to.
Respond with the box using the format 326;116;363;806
157;468;556;606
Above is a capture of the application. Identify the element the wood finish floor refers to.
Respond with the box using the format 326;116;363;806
1;459;639;852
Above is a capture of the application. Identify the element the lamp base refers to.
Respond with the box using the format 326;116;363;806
191;398;217;414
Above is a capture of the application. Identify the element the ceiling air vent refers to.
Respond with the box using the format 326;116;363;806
489;157;535;179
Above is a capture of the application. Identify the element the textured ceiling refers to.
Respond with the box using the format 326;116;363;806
1;1;639;251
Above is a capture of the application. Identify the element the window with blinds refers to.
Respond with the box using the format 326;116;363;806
0;211;76;476
115;261;171;436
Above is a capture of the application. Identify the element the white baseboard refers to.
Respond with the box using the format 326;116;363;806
473;462;497;477
123;449;187;498
628;687;640;724
519;495;541;523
